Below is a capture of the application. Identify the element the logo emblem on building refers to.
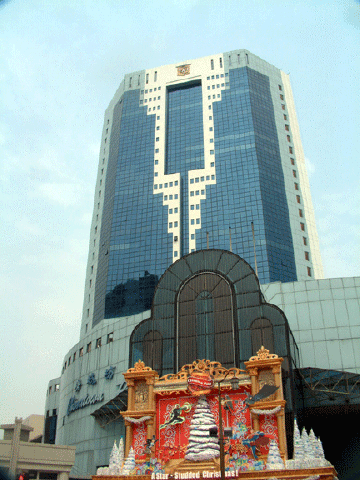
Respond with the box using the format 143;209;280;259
177;64;190;76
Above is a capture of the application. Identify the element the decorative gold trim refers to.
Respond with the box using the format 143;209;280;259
249;346;279;362
157;359;247;384
127;360;152;372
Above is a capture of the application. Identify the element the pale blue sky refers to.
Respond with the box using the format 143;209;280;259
0;0;359;430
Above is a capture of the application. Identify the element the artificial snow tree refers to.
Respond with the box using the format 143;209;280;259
122;446;136;475
266;439;285;470
118;437;125;470
185;396;220;461
109;439;123;475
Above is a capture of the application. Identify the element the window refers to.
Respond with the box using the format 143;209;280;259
79;347;84;357
138;75;140;86
68;357;71;365
251;318;274;355
177;274;236;369
86;342;91;353
96;338;102;348
285;124;289;131
290;158;295;165
296;195;301;204
293;170;297;178
281;104;285;110
219;57;223;68
303;237;307;246
299;209;303;218
55;384;60;391
283;114;287;120
211;59;214;70
279;85;282;91
305;251;310;261
154;71;157;82
300;222;305;231
307;266;312;277
48;386;52;395
143;331;163;374
280;94;284;100
289;146;293;154
107;332;114;343
73;352;76;362
146;73;149;84
129;77;132;88
287;135;291;142
294;183;299;190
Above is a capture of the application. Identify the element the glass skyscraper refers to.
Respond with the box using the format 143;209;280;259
81;49;323;336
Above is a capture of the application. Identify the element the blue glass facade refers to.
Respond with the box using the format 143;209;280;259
94;60;298;324
93;89;172;325
198;67;296;283
166;82;204;255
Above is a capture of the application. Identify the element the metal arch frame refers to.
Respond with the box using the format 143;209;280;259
298;367;360;405
91;391;128;428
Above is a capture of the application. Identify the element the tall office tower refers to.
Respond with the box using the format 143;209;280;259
81;49;323;337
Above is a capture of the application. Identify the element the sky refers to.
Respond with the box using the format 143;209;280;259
0;0;359;432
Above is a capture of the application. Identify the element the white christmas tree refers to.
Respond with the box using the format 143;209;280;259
266;439;285;470
302;427;316;466
185;396;220;461
122;447;136;475
109;439;122;475
288;418;305;469
293;418;302;460
118;437;125;471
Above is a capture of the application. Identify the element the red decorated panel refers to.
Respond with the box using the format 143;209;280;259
131;385;280;465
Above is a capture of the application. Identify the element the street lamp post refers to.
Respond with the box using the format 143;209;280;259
214;372;239;480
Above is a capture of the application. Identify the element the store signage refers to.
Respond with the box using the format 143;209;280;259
67;393;104;415
151;471;241;480
187;371;213;396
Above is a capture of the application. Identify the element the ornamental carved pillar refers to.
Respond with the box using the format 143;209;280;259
120;360;158;458
247;366;260;432
244;346;287;461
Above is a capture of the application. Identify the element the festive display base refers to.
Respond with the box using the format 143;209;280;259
93;465;337;480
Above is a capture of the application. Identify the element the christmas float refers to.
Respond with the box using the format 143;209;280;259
94;347;337;480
